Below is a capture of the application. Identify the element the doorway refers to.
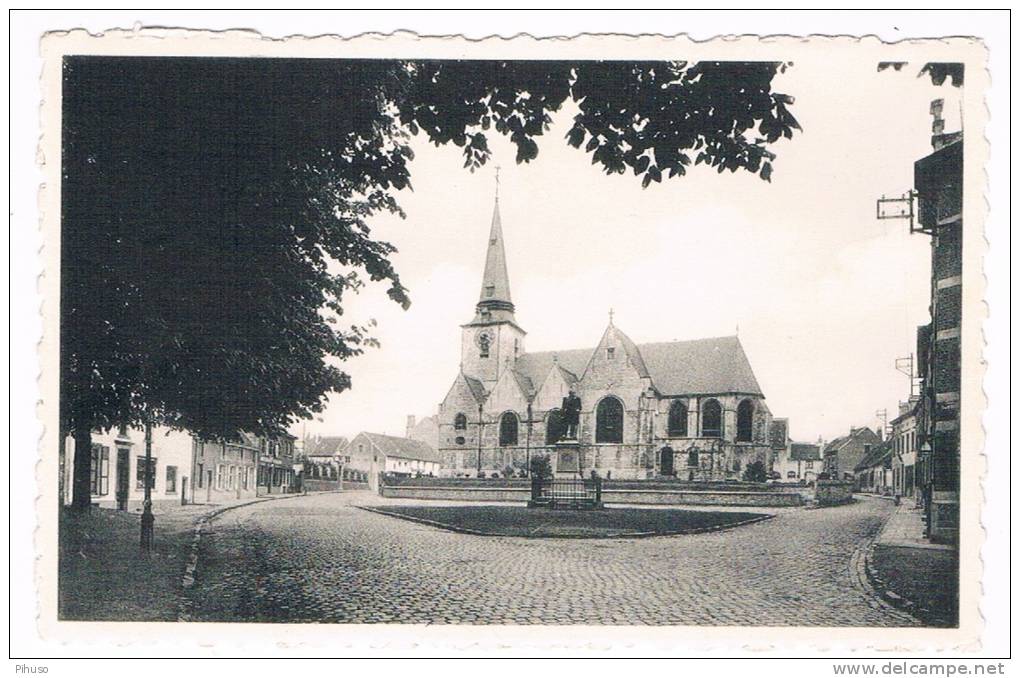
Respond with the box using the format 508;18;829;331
115;448;130;510
660;447;674;477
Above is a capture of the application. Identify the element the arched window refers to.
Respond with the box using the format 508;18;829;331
545;408;565;445
595;396;624;444
499;412;519;447
454;413;467;430
667;400;688;437
736;399;754;442
702;399;723;438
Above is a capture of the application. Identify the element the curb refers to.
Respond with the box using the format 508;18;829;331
176;492;310;622
356;505;775;540
847;504;922;626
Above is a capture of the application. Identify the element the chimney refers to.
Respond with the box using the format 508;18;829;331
406;415;416;438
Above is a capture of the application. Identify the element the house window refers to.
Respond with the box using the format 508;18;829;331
687;450;699;467
455;436;466;446
136;456;157;490
216;465;225;490
606;346;615;360
197;463;204;488
454;413;468;430
667;400;688;437
805;460;814;469
545;408;565;445
165;466;177;494
596;396;624;444
701;399;723;438
499;412;519;447
736;399;754;442
90;444;110;496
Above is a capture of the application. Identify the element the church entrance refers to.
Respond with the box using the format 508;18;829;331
659;447;674;477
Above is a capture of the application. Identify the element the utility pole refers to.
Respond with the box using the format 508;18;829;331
895;353;918;396
140;419;154;551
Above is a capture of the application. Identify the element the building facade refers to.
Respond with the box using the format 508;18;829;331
822;427;882;483
913;132;962;544
854;440;894;495
63;425;195;509
345;432;442;490
890;398;920;500
423;198;775;481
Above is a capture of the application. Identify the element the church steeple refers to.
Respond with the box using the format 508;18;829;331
461;180;526;386
474;192;515;322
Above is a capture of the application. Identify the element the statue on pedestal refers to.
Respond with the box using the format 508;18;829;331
561;389;581;440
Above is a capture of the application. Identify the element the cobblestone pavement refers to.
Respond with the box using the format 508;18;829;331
187;492;920;626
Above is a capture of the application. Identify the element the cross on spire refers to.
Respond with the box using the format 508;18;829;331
609;307;615;325
494;165;501;202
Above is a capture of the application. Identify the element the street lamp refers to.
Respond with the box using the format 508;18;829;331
140;419;154;551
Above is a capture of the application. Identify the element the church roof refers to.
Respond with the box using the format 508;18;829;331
513;335;763;398
357;432;440;463
639;336;763;397
462;374;488;403
477;200;513;308
514;348;592;390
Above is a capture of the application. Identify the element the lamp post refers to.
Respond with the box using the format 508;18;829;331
140;419;154;551
477;404;484;478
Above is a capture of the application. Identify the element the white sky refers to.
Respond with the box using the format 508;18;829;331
297;59;963;444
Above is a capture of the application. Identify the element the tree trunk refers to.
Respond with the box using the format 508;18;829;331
70;424;93;512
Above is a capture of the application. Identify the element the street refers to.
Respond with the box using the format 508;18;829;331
185;492;919;626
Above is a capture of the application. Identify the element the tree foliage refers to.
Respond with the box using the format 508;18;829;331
61;58;799;507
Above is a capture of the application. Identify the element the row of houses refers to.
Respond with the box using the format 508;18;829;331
300;428;441;491
62;425;298;509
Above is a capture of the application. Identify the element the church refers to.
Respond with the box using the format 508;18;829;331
428;197;775;481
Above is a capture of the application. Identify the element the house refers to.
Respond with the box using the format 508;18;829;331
823;427;882;482
63;425;196;510
890;398;920;499
302;435;350;465
780;443;823;483
257;434;297;495
345;432;442;490
191;432;260;504
854;440;894;495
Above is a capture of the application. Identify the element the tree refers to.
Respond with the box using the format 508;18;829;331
62;58;800;510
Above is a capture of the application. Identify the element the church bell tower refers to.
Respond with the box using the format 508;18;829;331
460;187;526;387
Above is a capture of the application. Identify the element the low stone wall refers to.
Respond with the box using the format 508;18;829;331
814;480;854;506
602;488;802;507
380;484;802;507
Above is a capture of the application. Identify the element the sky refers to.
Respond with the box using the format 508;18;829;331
297;57;963;445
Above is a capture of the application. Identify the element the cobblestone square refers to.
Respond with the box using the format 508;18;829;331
186;491;920;626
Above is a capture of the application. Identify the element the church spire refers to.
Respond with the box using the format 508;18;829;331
475;186;515;320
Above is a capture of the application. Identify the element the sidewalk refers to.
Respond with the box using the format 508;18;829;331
867;500;959;627
58;493;308;621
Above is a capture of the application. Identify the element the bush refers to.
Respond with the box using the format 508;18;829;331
529;455;553;480
742;460;768;483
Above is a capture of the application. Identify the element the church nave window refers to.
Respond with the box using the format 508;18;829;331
454;413;468;430
595;396;624;444
667;400;688;437
499;412;519;447
701;399;723;438
736;399;754;442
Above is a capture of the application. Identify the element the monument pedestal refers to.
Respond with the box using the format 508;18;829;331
554;438;582;478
